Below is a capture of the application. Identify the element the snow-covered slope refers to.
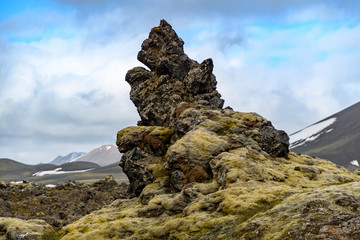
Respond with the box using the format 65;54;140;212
290;101;360;170
50;152;86;165
70;145;121;166
290;118;336;149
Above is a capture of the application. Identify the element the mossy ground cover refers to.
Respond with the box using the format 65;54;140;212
58;146;360;239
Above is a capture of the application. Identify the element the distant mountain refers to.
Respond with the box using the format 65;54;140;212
0;158;127;184
290;101;360;170
70;145;121;167
50;152;86;165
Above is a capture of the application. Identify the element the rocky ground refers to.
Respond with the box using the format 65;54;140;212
2;20;360;240
0;176;127;239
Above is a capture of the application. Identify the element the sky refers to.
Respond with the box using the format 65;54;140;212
1;0;359;164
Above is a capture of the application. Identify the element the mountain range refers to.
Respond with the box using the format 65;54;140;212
50;152;86;165
290;101;360;170
0;145;125;184
49;144;121;166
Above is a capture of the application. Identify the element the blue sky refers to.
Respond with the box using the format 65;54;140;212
1;0;360;164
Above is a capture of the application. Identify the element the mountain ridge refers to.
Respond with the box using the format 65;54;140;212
290;101;360;170
49;145;121;167
50;152;86;165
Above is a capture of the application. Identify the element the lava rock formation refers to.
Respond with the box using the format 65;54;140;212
118;19;289;197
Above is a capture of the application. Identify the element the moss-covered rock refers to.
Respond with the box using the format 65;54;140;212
117;126;174;155
59;147;360;239
165;127;229;190
117;126;174;196
0;217;53;240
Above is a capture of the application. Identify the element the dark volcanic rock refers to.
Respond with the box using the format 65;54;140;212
120;147;155;196
258;125;290;157
118;20;289;197
126;19;224;127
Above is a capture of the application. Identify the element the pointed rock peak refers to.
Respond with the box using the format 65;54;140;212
126;20;224;126
137;19;185;73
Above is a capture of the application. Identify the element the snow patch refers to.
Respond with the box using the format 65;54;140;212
45;184;56;188
69;154;86;163
290;118;336;149
350;160;359;167
32;167;94;177
10;181;25;184
106;145;112;150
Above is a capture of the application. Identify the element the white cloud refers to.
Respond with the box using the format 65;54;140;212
185;18;360;133
0;13;143;164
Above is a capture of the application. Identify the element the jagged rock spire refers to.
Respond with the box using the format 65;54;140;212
119;20;289;196
126;20;224;127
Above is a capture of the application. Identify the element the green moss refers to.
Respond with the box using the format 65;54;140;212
322;182;351;187
239;198;281;222
149;127;174;143
311;214;330;221
42;231;65;240
213;120;238;136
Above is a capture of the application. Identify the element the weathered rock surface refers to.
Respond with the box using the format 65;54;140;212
58;20;360;240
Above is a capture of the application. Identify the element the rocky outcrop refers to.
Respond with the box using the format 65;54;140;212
126;20;224;127
58;20;360;240
120;19;289;196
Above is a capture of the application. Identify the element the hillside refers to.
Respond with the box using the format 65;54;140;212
290;101;360;170
0;158;56;181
